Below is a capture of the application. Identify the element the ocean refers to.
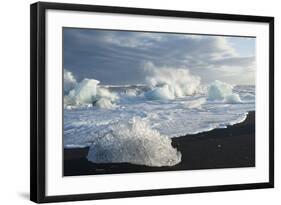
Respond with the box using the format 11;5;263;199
63;81;255;167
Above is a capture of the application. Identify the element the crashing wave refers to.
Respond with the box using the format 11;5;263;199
87;117;182;167
96;87;118;102
144;62;201;100
68;78;100;105
95;98;117;109
64;69;77;94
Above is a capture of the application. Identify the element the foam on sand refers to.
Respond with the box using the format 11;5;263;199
87;117;182;167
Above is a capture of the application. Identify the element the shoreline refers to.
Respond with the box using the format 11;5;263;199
64;111;255;176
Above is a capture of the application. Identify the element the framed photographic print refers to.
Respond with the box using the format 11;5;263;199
30;2;274;203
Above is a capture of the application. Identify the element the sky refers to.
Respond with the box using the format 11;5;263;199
63;28;256;85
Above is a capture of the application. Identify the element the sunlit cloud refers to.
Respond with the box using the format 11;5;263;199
63;28;255;85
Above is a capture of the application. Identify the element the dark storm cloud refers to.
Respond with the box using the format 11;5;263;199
63;28;255;85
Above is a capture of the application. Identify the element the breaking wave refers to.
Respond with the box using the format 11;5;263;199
144;62;201;100
64;69;77;94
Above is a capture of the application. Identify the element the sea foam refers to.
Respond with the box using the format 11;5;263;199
182;97;206;109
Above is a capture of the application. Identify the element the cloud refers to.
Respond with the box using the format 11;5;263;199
102;32;164;48
63;28;256;85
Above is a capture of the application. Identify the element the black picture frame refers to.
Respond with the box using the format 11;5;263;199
30;2;274;203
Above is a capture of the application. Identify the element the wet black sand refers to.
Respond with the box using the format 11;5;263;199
64;111;255;176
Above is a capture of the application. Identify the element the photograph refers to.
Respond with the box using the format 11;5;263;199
30;2;274;202
63;28;256;176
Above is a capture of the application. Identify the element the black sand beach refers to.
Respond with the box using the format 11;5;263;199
64;111;255;176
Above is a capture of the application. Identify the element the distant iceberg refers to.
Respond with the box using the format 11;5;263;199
208;80;242;103
64;74;118;109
